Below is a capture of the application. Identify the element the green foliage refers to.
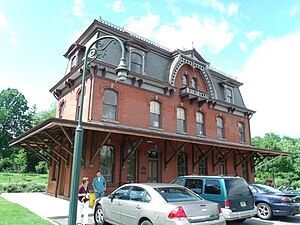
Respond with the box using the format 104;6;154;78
32;102;56;125
0;88;35;157
252;133;300;188
0;182;47;193
0;172;48;184
0;158;13;171
35;161;49;174
0;196;53;225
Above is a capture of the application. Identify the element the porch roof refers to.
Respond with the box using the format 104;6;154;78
10;118;289;157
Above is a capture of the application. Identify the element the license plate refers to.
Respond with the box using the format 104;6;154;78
240;201;246;207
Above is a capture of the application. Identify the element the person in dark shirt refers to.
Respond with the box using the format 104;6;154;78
77;177;89;225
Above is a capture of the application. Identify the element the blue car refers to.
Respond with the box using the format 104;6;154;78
248;183;300;220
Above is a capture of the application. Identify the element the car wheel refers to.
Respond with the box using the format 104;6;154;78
257;203;273;220
94;205;107;225
141;219;153;225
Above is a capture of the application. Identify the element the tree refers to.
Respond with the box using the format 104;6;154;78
252;133;300;187
0;88;35;159
32;102;56;125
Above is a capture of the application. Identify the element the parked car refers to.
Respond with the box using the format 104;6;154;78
248;183;300;220
172;175;256;222
278;184;300;196
93;183;226;225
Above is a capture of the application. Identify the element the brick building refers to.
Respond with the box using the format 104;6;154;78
10;19;289;198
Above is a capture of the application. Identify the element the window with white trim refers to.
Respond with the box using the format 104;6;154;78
150;101;161;128
238;122;245;142
217;117;224;139
177;107;186;133
102;89;118;121
196;112;205;135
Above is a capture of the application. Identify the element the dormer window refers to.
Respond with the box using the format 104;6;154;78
70;55;77;68
131;52;142;73
226;88;233;103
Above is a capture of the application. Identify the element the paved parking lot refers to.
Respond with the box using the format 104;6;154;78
229;215;300;225
2;192;300;225
52;215;300;225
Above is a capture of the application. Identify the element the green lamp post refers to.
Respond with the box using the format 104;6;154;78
68;35;129;225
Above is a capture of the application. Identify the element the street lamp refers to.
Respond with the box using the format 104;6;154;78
68;35;129;225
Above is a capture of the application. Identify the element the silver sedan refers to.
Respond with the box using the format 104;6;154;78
94;183;226;225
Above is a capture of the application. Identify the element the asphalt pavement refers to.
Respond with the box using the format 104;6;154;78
1;192;95;225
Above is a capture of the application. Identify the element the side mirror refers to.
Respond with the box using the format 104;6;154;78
109;193;115;202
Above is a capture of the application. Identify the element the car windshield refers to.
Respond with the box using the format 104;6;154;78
225;178;252;196
155;187;202;202
253;184;282;193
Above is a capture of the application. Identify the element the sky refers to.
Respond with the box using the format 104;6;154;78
0;0;300;138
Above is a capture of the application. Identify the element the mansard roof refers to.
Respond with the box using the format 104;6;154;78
53;18;253;113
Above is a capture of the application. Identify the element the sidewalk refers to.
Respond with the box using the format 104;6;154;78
1;192;94;225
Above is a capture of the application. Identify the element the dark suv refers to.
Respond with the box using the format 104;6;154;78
172;175;256;222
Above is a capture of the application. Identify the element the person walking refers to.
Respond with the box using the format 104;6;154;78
92;171;106;199
77;177;90;225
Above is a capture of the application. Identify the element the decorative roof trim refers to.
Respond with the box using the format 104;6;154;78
169;57;215;99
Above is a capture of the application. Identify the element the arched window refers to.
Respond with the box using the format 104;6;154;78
148;150;159;183
192;78;197;89
182;75;188;87
217;117;224;139
150;101;161;128
99;145;114;183
196;112;205;135
70;55;77;68
75;89;81;121
127;147;137;183
102;89;118;121
177;152;187;176
131;52;142;74
218;156;227;175
58;101;65;119
198;158;207;175
177;107;186;133
238;122;245;142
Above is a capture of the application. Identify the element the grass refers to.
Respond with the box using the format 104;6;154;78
0;172;48;184
0;196;53;225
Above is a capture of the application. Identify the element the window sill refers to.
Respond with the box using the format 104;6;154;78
177;131;188;135
149;127;163;131
197;134;206;138
101;119;119;124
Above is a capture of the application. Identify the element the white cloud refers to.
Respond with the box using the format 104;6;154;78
237;32;300;138
209;0;238;16
289;5;298;17
10;31;19;47
0;9;8;28
123;14;236;54
239;42;247;52
73;0;85;18
104;0;125;13
228;3;238;16
245;31;262;42
123;13;160;38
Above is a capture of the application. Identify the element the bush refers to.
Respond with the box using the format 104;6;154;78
35;162;48;174
0;182;46;193
0;158;13;172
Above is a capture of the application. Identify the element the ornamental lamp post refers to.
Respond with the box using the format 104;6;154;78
68;35;129;225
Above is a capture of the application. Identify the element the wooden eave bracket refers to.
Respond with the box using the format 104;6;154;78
192;144;214;171
212;147;233;171
121;136;144;167
35;136;69;163
90;132;111;165
164;140;187;171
